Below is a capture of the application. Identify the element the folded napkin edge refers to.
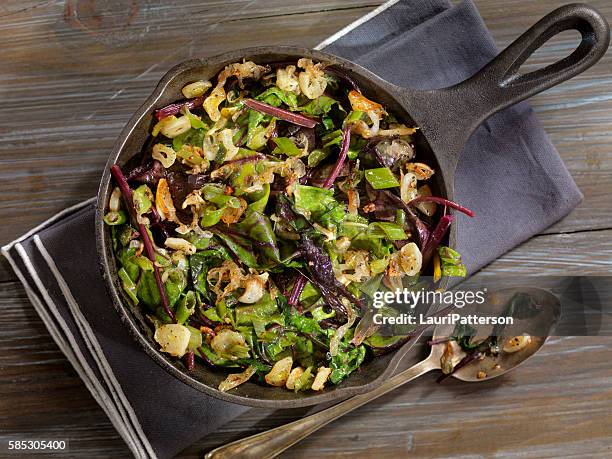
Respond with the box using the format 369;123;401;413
2;241;151;459
33;235;157;459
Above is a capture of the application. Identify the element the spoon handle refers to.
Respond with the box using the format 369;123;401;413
204;356;438;459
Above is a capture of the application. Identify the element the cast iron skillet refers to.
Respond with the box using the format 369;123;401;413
96;4;608;408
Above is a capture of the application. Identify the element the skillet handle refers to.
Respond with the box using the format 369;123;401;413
466;3;609;112
416;3;609;166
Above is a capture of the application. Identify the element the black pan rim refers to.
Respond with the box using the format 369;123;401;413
95;45;454;408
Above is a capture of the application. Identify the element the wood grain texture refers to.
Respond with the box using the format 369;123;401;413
0;0;611;458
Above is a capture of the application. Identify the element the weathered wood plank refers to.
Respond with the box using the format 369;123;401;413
1;1;611;457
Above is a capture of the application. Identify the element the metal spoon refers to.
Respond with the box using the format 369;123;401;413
204;288;560;459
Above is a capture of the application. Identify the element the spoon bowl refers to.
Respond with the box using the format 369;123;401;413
431;287;561;382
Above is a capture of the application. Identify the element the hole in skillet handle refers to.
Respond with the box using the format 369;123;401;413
453;3;609;139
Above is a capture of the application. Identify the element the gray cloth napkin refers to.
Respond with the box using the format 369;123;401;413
2;0;583;457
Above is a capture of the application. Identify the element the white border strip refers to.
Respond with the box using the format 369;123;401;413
34;236;157;459
14;243;148;459
2;197;96;253
314;0;400;50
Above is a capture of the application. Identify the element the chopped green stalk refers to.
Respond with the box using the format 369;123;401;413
307;149;329;167
184;109;206;129
104;210;127;226
364;168;400;189
132;255;154;271
132;184;152;216
176;291;196;324
344;110;363;124
187;325;203;351
272;137;303;157
438;246;467;277
293;366;314;392
395;209;406;226
118;267;138;305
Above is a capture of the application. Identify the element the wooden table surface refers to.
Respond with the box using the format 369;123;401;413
1;0;611;457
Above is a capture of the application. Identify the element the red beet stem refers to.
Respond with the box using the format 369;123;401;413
243;99;318;128
323;127;351;189
421;214;454;267
409;196;475;217
288;275;307;306
155;97;204;120
110;165;175;321
183;351;195;371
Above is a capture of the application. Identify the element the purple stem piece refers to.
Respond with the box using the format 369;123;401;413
323;127;351;189
110;165;176;321
155;97;204;120
288;275;307;306
422;214;454;266
244;99;318;128
410;196;475;217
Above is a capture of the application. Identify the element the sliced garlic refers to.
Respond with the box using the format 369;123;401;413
311;367;332;391
152;144;177;168
400;171;418;203
109;186;122;212
237;273;269;304
182;80;212;98
154;324;191;357
415;184;437;217
160;115;191;138
203;86;226;122
265;356;293;387
285;367;304;390
164;237;196;255
503;334;531;353
393;242;422;277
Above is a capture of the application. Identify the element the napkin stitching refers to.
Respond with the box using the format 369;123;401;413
314;0;400;50
3;244;144;458
14;243;148;459
34;235;157;459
